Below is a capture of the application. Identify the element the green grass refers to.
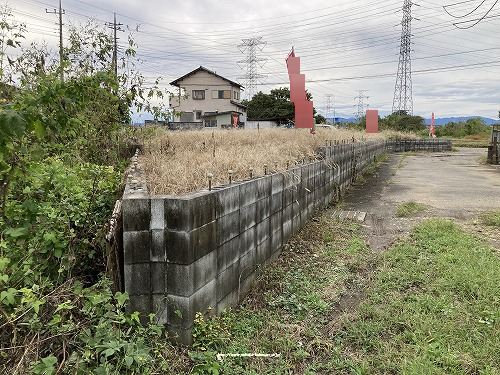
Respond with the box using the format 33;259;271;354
188;217;500;374
481;211;500;227
396;200;426;217
339;219;500;374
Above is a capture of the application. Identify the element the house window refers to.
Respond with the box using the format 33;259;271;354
205;117;217;127
234;91;239;100
192;90;205;100
212;90;231;99
195;110;202;120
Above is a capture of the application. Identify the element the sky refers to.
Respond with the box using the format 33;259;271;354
6;0;500;121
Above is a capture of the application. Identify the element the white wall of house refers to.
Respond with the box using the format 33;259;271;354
170;70;245;123
246;120;278;129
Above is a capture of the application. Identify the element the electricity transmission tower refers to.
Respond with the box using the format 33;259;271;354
392;0;416;115
325;94;334;123
106;13;124;76
238;37;267;100
355;90;369;121
46;0;65;81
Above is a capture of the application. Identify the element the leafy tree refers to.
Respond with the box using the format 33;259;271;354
242;87;315;121
0;4;26;84
315;113;326;124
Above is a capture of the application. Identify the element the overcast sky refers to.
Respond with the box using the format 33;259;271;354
7;0;500;120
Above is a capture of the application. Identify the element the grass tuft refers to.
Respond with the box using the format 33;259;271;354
396;200;426;217
481;211;500;227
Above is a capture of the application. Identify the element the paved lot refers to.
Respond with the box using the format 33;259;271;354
342;147;500;249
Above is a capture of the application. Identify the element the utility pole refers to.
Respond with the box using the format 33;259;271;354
237;37;267;100
106;13;124;76
354;90;369;122
46;0;65;81
392;0;417;115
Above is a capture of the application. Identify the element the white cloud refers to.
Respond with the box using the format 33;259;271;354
8;0;500;119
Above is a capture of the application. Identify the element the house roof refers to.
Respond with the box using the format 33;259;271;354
170;66;244;88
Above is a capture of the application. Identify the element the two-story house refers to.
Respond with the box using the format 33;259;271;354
169;66;247;128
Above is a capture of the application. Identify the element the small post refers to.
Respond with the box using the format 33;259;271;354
264;164;268;175
207;172;213;191
228;170;233;184
249;167;253;179
286;161;290;169
274;160;278;171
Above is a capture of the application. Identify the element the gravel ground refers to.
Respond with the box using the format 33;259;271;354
342;147;500;250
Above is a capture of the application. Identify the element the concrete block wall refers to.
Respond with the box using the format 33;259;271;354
122;139;446;344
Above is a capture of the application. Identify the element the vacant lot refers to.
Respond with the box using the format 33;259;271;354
177;147;499;374
138;128;389;195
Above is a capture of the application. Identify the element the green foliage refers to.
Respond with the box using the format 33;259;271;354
315;113;326;124
242;87;315;121
433;117;491;138
396;201;426;217
2;157;121;286
481;211;500;227
339;219;500;373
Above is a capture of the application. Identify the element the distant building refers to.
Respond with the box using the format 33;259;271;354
169;66;247;129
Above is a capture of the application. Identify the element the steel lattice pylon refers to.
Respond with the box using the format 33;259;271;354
392;0;414;115
238;37;267;100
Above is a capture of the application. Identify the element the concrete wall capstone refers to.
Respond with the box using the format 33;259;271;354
121;138;451;344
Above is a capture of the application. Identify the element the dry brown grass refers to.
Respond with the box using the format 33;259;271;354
139;127;388;195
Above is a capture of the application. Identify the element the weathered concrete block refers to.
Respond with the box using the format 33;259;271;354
239;179;258;207
124;263;151;296
215;184;240;217
123;231;150;264
270;191;283;215
240;202;257;232
123;198;151;232
270;211;283;234
166;262;193;296
152;293;168;324
283;187;294;207
256;176;272;200
256;197;270;220
166;220;216;264
151;262;165;294
216;287;238;315
217;235;240;271
283;219;293;243
167;325;193;346
239;226;256;256
217;210;240;246
165;192;216;232
166;251;216;296
271;228;283;254
126;294;151;324
257;237;271;266
216;261;239;303
239;248;256;281
167;278;217;330
256;217;270;245
271;173;284;194
150;198;165;230
151;229;165;262
283;204;293;223
194;251;217;293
